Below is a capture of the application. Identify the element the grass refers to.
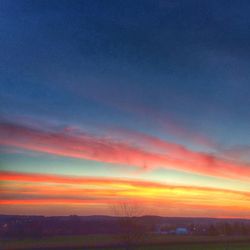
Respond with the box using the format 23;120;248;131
1;234;250;250
136;242;250;250
0;234;115;249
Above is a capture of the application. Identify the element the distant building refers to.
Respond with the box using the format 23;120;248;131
155;224;189;235
176;227;188;235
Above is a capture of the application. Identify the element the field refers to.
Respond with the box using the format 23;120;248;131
143;243;250;250
1;234;250;250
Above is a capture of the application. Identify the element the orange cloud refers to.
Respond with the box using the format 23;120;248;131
1;171;250;218
1;121;250;181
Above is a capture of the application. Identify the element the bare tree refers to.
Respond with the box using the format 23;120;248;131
111;202;147;250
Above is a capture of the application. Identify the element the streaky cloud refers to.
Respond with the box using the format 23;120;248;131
1;121;250;182
1;171;250;218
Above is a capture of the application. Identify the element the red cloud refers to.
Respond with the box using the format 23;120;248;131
1;121;250;181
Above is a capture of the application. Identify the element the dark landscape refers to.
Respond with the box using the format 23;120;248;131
1;215;250;249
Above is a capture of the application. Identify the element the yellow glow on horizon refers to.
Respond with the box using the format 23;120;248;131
1;171;250;218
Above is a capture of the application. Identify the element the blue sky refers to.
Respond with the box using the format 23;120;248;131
1;0;250;216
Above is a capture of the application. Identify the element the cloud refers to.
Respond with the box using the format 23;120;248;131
1;171;250;217
219;145;250;163
1;121;250;181
71;83;218;149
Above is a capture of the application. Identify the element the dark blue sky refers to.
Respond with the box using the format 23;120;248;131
1;0;250;217
1;0;250;150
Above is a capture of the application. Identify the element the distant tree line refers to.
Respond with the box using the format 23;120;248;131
207;222;250;236
1;215;250;239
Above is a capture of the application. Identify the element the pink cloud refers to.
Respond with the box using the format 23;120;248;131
66;83;217;148
0;121;250;181
219;145;250;163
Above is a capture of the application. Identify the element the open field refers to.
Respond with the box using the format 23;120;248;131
1;234;250;250
141;242;250;250
137;243;250;250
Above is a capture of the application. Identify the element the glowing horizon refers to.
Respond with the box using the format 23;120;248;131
1;171;250;218
1;0;250;219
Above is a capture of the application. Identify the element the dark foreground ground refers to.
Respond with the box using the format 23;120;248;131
2;243;250;250
1;234;250;250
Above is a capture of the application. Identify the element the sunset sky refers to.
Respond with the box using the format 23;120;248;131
1;0;250;218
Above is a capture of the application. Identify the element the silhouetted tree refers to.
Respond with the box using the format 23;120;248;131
240;223;249;235
208;224;219;236
111;202;147;250
224;222;233;235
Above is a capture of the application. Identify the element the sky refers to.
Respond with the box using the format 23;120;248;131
0;0;250;218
